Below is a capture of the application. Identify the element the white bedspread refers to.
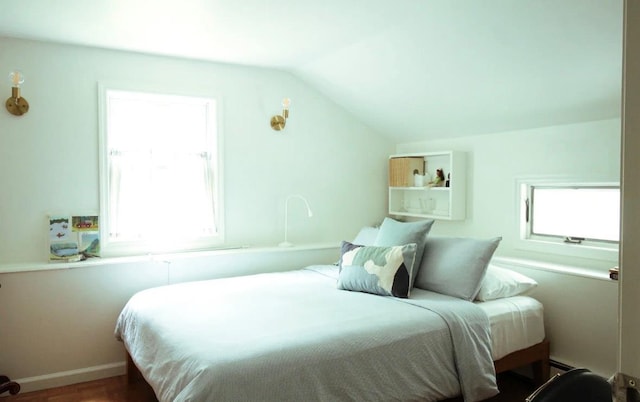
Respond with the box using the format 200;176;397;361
478;296;545;360
115;265;498;402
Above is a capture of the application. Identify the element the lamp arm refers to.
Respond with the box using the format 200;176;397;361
283;197;290;245
279;194;313;247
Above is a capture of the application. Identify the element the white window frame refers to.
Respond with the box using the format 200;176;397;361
516;178;619;262
98;83;224;257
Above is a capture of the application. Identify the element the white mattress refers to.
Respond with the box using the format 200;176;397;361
477;296;546;360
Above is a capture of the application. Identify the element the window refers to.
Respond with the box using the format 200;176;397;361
99;87;223;255
518;180;619;260
529;186;620;242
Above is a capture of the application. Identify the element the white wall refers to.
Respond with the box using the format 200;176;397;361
397;118;621;376
0;37;392;390
0;37;393;265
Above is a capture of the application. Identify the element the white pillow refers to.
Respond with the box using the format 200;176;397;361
475;264;538;301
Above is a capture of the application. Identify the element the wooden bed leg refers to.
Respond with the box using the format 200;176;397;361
531;339;551;386
126;351;145;385
493;338;551;387
125;351;159;401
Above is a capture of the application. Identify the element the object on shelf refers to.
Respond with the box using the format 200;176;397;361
389;157;424;187
428;168;445;187
49;215;100;262
609;266;619;280
419;197;435;213
418;198;436;214
403;198;424;214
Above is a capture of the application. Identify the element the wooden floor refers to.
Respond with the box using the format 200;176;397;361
3;372;536;402
3;376;157;402
489;372;538;401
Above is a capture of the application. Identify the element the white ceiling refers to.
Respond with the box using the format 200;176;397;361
0;0;624;142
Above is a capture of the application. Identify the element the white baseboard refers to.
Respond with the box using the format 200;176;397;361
4;361;126;395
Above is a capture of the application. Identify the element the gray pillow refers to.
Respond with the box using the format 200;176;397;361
373;217;434;288
414;236;501;301
337;241;417;298
352;226;380;246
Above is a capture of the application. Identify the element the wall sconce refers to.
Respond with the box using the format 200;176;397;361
279;194;313;247
270;98;291;131
6;71;29;116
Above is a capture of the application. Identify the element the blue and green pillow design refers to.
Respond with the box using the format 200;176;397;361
337;241;417;298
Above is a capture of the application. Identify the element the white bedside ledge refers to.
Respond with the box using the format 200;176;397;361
0;242;341;274
492;256;614;282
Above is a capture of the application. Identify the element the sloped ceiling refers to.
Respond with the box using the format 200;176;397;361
0;0;624;142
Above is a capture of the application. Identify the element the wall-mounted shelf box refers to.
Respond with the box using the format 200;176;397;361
388;151;466;220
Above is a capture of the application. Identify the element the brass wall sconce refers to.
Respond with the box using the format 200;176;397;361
270;98;291;131
6;71;29;116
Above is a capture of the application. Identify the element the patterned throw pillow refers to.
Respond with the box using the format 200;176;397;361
337;241;417;298
373;217;435;289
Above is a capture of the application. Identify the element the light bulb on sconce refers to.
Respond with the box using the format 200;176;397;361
270;97;291;131
6;71;29;116
279;194;313;247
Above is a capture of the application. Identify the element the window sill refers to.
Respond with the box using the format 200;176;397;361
492;256;615;282
0;242;341;274
515;237;618;262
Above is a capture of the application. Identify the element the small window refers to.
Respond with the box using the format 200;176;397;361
518;180;620;262
99;87;223;255
529;186;620;243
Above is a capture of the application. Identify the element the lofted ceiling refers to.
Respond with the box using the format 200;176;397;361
0;0;624;142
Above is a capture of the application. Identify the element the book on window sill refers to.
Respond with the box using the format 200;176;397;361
48;215;100;263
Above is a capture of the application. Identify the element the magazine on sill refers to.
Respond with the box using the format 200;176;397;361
48;215;100;262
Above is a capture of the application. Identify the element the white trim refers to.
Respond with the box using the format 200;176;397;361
492;256;614;281
514;236;619;261
514;176;620;263
0;242;340;274
97;83;225;256
5;362;125;395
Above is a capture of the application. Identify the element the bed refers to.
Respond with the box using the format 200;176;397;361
115;220;549;402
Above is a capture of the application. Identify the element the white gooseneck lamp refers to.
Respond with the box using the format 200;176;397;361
279;194;313;247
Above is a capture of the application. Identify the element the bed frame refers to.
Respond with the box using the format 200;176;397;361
494;338;550;385
125;338;550;401
442;339;551;401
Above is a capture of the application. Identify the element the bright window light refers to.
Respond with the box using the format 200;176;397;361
101;88;221;252
531;186;620;242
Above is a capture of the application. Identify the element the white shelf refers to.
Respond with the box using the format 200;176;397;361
388;151;466;220
389;211;454;220
389;186;450;191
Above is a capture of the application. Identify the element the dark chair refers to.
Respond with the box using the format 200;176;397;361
0;375;20;396
526;368;611;402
